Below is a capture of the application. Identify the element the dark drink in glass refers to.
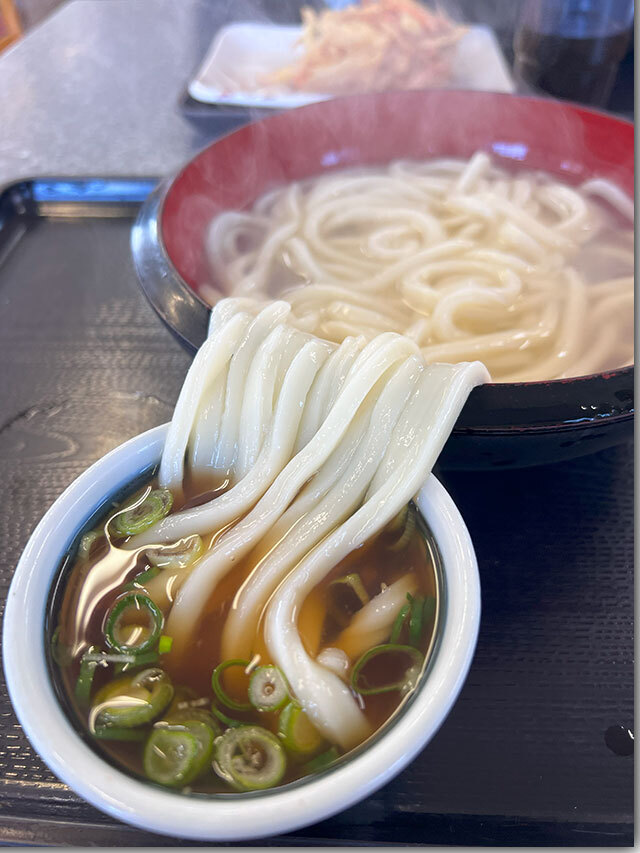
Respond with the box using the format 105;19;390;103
513;0;633;107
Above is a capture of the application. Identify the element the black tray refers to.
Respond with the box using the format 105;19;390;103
0;179;633;846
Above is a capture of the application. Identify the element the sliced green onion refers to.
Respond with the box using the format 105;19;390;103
278;702;324;756
407;593;424;649
110;488;173;538
132;667;173;693
158;635;173;655
113;650;159;675
75;645;102;706
50;627;73;668
304;746;340;774
167;708;221;737
93;667;173;729
423;596;436;634
155;718;215;783
327;573;369;628
389;503;416;552
83;650;159;671
211;659;252;711
146;535;204;570
214;726;286;791
123;565;160;591
144;728;200;788
248;666;289;712
210;703;244;729
126;651;159;666
351;644;424;696
176;719;216;761
105;593;163;655
78;530;104;561
93;725;148;742
83;651;138;665
389;602;410;644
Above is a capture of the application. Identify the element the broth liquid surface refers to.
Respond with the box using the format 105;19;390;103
51;475;440;794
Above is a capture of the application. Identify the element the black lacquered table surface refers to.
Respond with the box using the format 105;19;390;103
0;187;633;846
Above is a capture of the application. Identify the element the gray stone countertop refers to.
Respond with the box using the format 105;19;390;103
0;0;257;187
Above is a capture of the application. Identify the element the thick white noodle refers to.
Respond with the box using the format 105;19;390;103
581;178;635;221
214;302;291;470
158;312;251;494
189;299;282;476
131;337;331;549
188;368;228;476
235;325;290;479
228;379;372;592
294;335;364;453
164;334;420;655
264;360;488;747
330;573;419;661
204;157;634;381
220;354;423;661
142;299;492;751
316;647;350;680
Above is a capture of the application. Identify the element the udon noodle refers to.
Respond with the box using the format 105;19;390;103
52;298;487;793
129;299;487;748
204;152;634;382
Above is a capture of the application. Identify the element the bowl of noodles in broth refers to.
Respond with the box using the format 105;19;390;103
132;89;634;469
4;298;484;840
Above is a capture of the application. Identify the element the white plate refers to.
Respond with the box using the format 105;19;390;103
188;21;515;109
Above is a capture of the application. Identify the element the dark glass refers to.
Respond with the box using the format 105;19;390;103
513;0;633;106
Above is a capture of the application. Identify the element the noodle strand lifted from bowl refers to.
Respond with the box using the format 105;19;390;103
121;298;488;750
204;152;634;382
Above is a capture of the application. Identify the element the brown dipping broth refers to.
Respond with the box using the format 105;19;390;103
47;469;441;794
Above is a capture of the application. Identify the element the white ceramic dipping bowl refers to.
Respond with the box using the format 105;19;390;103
3;423;480;841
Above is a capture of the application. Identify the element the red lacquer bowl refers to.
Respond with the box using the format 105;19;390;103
131;90;634;469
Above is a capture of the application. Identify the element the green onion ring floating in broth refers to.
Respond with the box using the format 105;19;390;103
351;644;424;696
211;659;252;711
248;666;289;712
110;488;173;537
104;593;164;655
144;728;201;788
91;668;173;729
278;702;325;756
213;726;286;791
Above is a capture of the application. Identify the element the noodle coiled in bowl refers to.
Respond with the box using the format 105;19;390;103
133;90;634;469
